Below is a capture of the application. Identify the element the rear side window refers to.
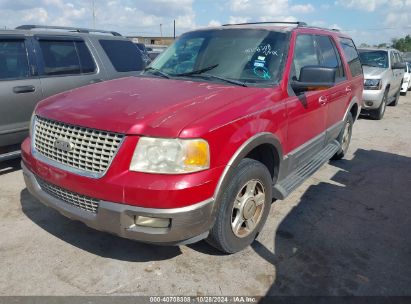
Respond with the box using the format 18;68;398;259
99;40;144;72
316;35;345;81
0;39;29;80
292;34;320;80
38;40;96;76
338;38;362;77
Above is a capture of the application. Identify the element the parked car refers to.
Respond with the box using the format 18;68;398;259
401;62;411;95
22;22;363;253
146;44;168;60
134;42;152;65
359;48;405;119
0;25;146;161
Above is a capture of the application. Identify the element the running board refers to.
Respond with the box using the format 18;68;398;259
0;150;21;162
273;140;340;200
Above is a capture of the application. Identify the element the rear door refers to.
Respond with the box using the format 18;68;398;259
315;35;350;141
33;35;106;98
0;35;42;148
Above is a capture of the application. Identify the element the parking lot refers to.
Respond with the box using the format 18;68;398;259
1;95;410;297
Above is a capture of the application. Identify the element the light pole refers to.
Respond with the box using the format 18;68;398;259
92;0;96;28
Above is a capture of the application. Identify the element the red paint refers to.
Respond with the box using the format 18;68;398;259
23;27;363;209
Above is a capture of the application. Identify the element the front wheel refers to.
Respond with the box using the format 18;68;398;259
206;158;272;254
371;89;388;120
332;112;353;160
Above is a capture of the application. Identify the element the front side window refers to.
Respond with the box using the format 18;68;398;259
359;50;389;69
0;39;29;80
100;40;144;72
38;40;96;76
339;38;362;77
291;34;320;80
149;29;289;86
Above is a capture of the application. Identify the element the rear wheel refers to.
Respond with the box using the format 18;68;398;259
332;112;353;160
206;158;272;254
371;89;388;120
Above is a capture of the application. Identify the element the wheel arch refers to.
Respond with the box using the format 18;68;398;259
213;132;283;201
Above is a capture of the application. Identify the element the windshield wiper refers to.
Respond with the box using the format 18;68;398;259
143;67;170;79
188;73;248;87
172;64;219;76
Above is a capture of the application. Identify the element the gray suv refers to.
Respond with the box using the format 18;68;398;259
0;25;145;161
359;48;405;120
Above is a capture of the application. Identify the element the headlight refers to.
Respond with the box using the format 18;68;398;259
130;137;210;174
364;79;382;90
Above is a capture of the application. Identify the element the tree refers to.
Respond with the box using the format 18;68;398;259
392;35;411;52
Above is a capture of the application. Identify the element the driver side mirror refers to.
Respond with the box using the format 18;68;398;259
291;66;336;93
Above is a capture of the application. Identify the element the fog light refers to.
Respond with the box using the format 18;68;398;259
135;216;170;228
366;101;373;106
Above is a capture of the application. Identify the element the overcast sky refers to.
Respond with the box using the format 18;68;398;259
0;0;410;45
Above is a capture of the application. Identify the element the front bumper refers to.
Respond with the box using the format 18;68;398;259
362;89;385;110
22;161;215;244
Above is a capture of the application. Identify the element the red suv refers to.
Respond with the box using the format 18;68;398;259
21;22;363;253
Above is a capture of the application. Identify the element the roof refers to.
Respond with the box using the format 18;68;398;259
190;22;349;37
0;25;125;39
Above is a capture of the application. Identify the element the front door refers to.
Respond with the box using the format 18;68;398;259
0;36;42;148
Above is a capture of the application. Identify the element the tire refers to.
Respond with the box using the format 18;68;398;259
389;85;401;106
206;158;272;254
332;112;353;160
371;89;388;120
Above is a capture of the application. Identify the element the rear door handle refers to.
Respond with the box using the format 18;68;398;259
345;86;352;93
318;96;328;105
13;85;36;94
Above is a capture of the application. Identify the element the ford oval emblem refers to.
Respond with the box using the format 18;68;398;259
54;138;74;152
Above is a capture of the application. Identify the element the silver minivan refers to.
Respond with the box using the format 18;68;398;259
0;25;145;160
359;48;405;120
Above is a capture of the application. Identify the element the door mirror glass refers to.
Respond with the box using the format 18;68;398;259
291;66;336;93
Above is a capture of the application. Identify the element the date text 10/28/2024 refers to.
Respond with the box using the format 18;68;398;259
149;296;258;303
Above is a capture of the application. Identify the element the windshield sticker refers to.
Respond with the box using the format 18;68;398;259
253;66;271;80
254;58;266;68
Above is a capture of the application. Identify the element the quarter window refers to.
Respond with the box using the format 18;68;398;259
38;40;96;76
99;40;144;72
0;39;29;80
339;38;362;77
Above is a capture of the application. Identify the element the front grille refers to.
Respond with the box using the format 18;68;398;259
33;116;124;175
36;176;99;213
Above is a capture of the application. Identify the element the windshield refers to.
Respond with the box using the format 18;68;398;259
359;50;389;68
148;29;289;86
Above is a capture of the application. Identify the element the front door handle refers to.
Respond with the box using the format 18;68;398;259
345;86;352;93
13;85;36;94
318;96;328;105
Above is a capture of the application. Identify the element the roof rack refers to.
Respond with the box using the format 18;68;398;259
15;25;122;36
222;21;307;27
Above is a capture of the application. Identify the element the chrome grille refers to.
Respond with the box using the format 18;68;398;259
33;116;124;175
37;176;99;213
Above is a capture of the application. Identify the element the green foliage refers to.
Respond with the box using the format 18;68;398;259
392;35;411;52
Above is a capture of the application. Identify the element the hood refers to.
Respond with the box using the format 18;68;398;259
362;65;387;78
36;76;262;137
